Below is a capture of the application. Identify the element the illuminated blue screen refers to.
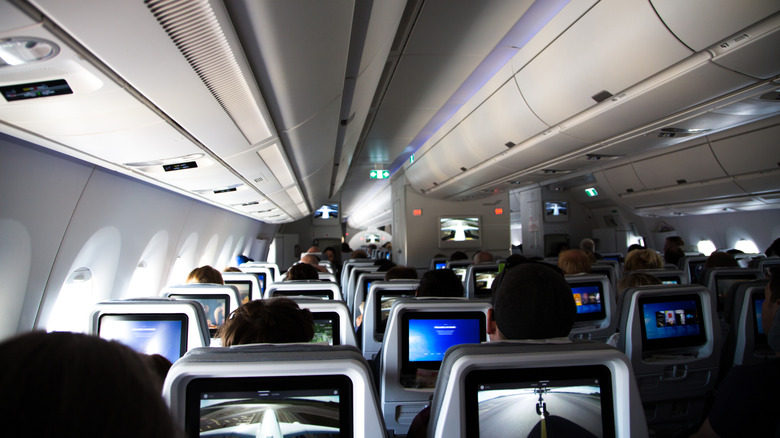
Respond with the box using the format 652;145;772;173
572;285;602;315
642;299;701;340
408;318;481;362
100;316;185;364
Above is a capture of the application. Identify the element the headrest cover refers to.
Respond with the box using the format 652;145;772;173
492;263;575;339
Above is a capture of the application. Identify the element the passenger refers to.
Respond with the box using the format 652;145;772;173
503;254;528;269
615;272;662;303
663;235;685;252
351;249;368;259
300;253;327;272
664;246;685;268
626;243;644;254
235;254;253;265
322;246;337;264
416;269;464;298
341;243;353;257
142;353;174;394
285;262;319;280
0;331;183;437
726;248;744;256
186;265;224;284
472;250;494;264
450;251;468;261
407;264;576;437
385;266;418;281
704;251;739;270
223;266;242;273
691;266;780;437
557;249;592;275
374;259;396;272
306;245;320;253
765;238;780;257
216;298;314;346
623;248;663;272
579;238;602;262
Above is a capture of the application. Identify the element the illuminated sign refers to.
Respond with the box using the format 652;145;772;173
369;170;390;179
585;187;598;197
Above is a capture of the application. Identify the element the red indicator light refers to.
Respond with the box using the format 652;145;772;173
494;208;503;215
413;209;422;216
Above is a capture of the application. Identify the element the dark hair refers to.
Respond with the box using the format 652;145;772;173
417;269;464;298
626;244;644;254
385;266;418;281
450;251;468;261
664;246;685;267
0;332;182;437
186;265;224;284
351;250;368;259
766;238;780;257
768;266;780;303
705;251;739;270
286;263;319;280
374;259;396;272
217;298;314;346
491;263;575;339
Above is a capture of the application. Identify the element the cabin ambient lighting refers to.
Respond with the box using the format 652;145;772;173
0;37;60;67
258;144;295;188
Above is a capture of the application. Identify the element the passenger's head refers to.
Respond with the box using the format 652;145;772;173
557;249;592;275
300;254;326;272
616;273;662;302
186;265;224;284
286;262;319;280
374;259;396;272
0;331;182;437
323;246;336;263
626;243;644;254
416;269;464;298
217;298;314;346
307;246;320;253
579;238;596;253
664;246;686;268
503;254;528;270
450;251;468;261
488;263;575;341
762;267;780;335
552;242;570;256
705;251;739;270
223;266;242;273
385;266;418;281
766;238;780;257
341;243;352;253
473;251;494;264
350;249;368;259
623;249;663;272
664;236;685;252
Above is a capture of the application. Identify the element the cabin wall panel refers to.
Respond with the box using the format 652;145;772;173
0;134;265;340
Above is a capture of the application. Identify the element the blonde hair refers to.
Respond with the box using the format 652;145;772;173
557;249;592;275
623;249;663;272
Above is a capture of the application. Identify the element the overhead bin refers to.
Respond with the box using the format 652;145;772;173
631;144;727;190
514;0;693;127
650;0;780;52
709;115;780;175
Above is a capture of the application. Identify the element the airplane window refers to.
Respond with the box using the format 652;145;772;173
734;239;759;254
46;267;94;333
697;240;716;256
127;262;153;298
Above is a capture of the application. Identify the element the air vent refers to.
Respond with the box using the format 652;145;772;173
505;141;516;148
145;0;271;143
460;167;467;172
657;127;710;138
676;179;687;185
591;90;613;103
759;90;780;101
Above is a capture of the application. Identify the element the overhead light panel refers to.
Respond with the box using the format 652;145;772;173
258;144;295;188
0;37;59;67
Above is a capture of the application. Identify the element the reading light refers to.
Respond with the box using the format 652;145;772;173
0;37;59;67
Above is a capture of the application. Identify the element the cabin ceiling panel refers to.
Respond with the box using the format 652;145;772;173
650;0;780;52
515;0;692;127
0;2;36;30
710;17;780;79
279;98;341;185
223;146;283;197
459;79;548;162
710;116;780;176
601;164;647;195
631;144;727;189
733;169;780;195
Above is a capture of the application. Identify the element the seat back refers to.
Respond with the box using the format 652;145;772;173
347;265;380;308
616;284;721;434
681;256;708;284
318;271;338;283
90;298;210;363
629;269;688;285
757;257;780;277
163;344;387;437
429;257;449;270
238;265;274;295
162;284;242;340
565;274;617;341
361;280;420;361
701;267;764;314
341;259;375;290
464;263;501;299
240;261;280;283
591;262;619;293
292;298;358;347
731;280;772;366
428;342;648;438
221;271;261;303
445;260;472;284
352;272;386;317
264;280;342;301
380;298;489;436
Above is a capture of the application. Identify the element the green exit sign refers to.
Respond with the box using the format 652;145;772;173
370;170;390;179
585;187;598;197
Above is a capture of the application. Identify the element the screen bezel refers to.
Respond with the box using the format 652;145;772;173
374;290;417;341
168;293;229;337
438;216;482;249
472;266;500;297
752;290;767;347
224;279;253;304
273;290;334;300
400;311;486;376
184;374;353;438
638;293;707;352
97;313;188;362
311;311;341;346
570;281;606;323
543;201;569;223
464;364;615;438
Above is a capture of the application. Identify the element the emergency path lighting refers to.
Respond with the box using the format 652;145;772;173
585;187;598;197
370;170;390;179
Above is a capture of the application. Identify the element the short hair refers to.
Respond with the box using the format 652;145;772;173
187;265;224;284
705;251;739;270
0;332;182;437
624;249;663;272
579;238;595;253
766;238;780;257
217;298;314;346
626;244;644;254
557;249;592;275
351;250;368;259
301;253;321;264
473;251;494;264
491;263;575;339
385;266;418;281
450;251;468;261
417;269;464;298
374;259;396;272
617;273;662;302
286;263;319;280
341;243;352;252
664;246;686;267
665;236;685;249
223;266;242;273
